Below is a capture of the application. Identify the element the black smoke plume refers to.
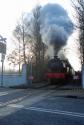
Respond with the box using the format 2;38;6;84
40;3;73;55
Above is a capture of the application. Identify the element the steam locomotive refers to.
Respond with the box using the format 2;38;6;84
45;56;73;84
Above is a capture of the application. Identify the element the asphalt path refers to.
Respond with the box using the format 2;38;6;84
0;88;84;125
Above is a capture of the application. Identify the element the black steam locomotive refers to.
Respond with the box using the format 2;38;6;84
45;56;72;84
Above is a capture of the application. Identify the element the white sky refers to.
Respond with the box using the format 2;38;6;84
0;0;73;36
0;0;80;71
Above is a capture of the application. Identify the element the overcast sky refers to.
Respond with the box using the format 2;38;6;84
0;0;73;37
0;0;73;52
0;0;81;71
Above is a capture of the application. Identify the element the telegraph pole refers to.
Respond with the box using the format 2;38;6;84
1;54;5;86
1;59;3;87
0;35;6;87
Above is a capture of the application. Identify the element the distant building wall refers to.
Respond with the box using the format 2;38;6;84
0;64;27;87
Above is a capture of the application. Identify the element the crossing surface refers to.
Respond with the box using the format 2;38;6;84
0;87;84;125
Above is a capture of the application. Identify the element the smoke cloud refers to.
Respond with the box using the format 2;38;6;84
40;3;73;55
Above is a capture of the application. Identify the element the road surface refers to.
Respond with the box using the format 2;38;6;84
0;87;84;125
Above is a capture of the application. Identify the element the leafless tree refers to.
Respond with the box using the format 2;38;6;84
71;0;84;88
13;13;31;64
29;5;47;81
71;0;84;63
8;7;47;81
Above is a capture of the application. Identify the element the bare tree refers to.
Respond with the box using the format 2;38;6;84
13;13;31;64
71;0;84;88
7;13;31;72
7;43;33;72
71;0;84;63
29;5;46;81
7;7;47;81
